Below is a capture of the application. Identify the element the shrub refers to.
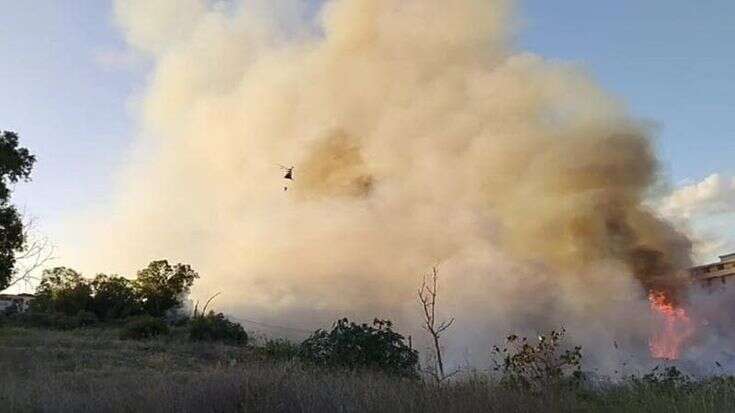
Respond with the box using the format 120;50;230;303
75;310;98;327
262;338;300;361
120;316;169;340
492;328;582;392
9;311;97;330
299;318;418;377
189;311;248;345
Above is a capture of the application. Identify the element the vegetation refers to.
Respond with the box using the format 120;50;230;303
189;311;248;345
300;318;419;377
261;338;301;361
418;266;455;382
31;267;93;316
90;274;141;320
2;327;735;412
5;258;247;350
27;260;197;323
135;260;198;317
0;131;36;290
492;328;583;392
120;316;170;340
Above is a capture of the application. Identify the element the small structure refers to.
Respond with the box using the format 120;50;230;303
0;293;34;314
690;253;735;285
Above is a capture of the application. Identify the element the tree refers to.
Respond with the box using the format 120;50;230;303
299;318;419;377
0;131;36;290
91;274;141;320
418;266;455;382
135;260;198;317
31;267;93;316
6;215;55;290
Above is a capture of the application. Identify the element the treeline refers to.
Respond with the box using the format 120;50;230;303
29;260;197;320
3;259;247;345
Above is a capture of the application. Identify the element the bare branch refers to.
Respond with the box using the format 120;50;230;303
417;266;456;382
6;214;56;291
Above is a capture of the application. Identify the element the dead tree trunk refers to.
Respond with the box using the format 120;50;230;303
418;266;455;381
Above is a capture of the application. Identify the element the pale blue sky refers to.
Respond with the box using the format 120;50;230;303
0;1;733;253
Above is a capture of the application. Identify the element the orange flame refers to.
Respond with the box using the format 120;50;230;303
648;290;695;359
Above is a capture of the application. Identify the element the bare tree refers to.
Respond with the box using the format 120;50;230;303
5;215;55;291
417;266;455;382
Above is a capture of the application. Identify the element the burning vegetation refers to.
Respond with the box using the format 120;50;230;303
648;290;695;360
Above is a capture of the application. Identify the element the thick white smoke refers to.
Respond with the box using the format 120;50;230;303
62;0;708;371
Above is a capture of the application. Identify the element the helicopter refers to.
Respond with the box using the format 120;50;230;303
278;164;294;191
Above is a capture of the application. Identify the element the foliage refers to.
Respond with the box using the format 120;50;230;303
299;318;418;376
0;131;35;289
27;260;198;324
120;316;169;340
74;310;99;327
189;311;248;345
135;260;198;317
262;338;300;361
9;310;97;330
624;365;695;396
90;274;141;320
639;365;691;387
31;267;93;316
492;328;582;392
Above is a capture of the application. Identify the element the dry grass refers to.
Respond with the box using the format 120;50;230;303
1;327;734;412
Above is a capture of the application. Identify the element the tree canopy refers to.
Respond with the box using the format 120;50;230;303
0;130;36;289
135;260;199;317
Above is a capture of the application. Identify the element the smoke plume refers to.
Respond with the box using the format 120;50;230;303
65;0;698;369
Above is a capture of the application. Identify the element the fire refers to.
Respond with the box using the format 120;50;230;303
648;290;695;359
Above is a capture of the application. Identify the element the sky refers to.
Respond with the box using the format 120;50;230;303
0;0;733;270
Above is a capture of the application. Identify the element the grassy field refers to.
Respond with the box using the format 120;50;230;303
1;327;735;412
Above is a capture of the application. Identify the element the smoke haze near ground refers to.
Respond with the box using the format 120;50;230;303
61;0;708;370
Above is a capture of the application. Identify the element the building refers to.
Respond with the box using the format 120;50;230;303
689;253;735;285
0;293;34;314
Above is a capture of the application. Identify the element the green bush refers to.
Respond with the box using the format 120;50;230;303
120;316;169;340
262;338;300;361
75;310;98;327
299;318;418;377
9;311;98;330
189;311;248;345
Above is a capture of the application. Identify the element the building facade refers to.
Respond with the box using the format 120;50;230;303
0;293;34;314
689;253;735;285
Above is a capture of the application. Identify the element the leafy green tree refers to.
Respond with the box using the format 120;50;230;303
0;131;36;290
31;267;93;316
91;274;141;320
300;318;418;377
135;260;198;317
